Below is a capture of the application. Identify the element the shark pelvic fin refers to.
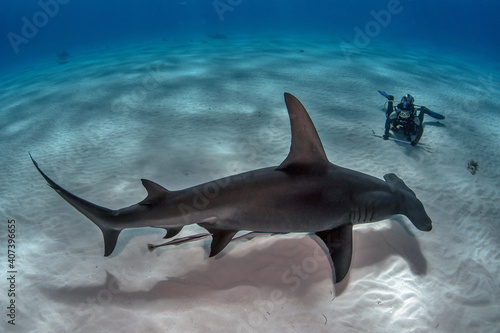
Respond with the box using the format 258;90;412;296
163;227;183;239
139;179;170;205
315;224;353;283
101;228;122;257
198;223;237;257
276;93;330;173
209;230;237;257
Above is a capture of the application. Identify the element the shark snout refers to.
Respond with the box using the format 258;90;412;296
406;201;433;232
406;202;432;231
416;221;432;232
383;173;433;232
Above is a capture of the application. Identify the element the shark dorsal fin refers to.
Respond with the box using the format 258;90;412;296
276;93;329;173
139;179;170;205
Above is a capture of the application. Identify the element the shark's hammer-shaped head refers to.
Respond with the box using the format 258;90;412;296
384;173;433;232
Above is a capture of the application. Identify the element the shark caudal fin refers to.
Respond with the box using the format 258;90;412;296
30;154;122;256
383;173;433;232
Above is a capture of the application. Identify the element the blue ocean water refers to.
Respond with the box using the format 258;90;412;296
2;2;500;332
1;0;499;71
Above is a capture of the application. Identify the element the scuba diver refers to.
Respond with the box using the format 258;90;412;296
378;91;445;146
384;93;424;145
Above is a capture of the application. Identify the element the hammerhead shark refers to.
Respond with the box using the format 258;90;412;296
31;93;432;283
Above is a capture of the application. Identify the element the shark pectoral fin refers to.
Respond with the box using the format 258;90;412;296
315;224;353;283
163;227;183;239
139;179;171;205
99;227;122;257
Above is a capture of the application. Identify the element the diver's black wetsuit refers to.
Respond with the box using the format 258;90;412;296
383;94;424;146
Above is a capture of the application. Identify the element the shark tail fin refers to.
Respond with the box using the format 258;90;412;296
30;154;122;256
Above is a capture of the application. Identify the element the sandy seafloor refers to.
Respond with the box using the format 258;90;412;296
1;36;499;332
